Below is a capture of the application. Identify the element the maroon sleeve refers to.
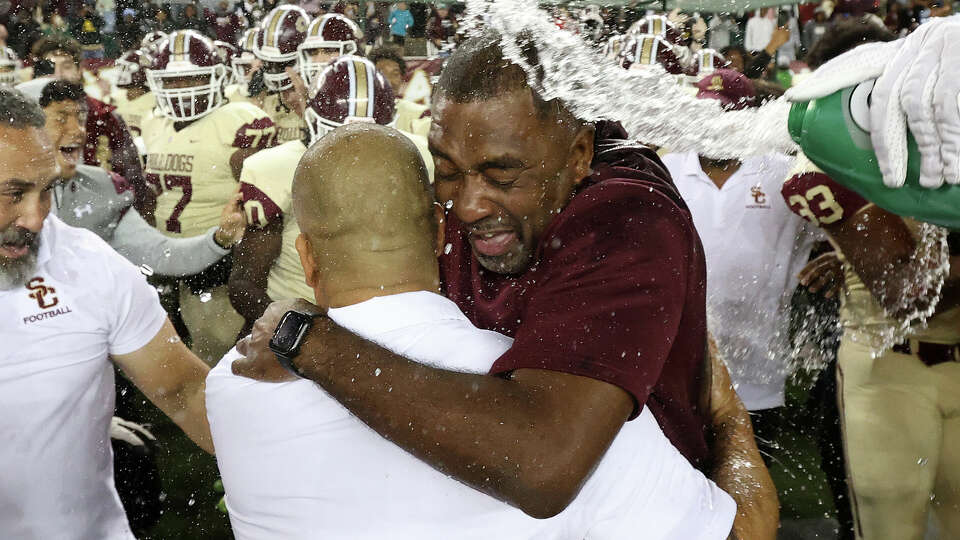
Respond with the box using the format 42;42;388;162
490;181;693;417
781;171;870;227
239;182;283;228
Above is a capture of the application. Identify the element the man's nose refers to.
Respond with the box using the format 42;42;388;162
452;173;494;224
17;195;48;234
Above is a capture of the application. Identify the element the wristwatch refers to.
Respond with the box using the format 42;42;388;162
268;310;318;377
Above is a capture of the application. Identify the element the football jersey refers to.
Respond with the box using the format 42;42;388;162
781;155;960;345
395;98;431;138
262;92;307;144
142;101;277;238
113;92;156;138
225;83;259;107
239;140;314;303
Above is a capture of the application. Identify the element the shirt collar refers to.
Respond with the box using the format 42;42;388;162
682;152;770;182
36;214;57;267
327;290;469;339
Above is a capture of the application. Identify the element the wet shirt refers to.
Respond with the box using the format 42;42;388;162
439;125;711;468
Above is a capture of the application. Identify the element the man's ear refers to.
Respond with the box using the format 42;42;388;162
295;233;319;288
568;123;595;186
433;202;446;258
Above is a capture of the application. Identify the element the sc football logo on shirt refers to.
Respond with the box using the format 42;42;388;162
746;185;771;209
22;277;73;325
27;277;58;309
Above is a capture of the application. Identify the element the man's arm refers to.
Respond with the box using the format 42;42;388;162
234;301;633;519
706;336;779;540
113;319;214;454
111;193;244;277
228;219;283;334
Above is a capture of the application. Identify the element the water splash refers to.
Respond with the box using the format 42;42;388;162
463;0;796;160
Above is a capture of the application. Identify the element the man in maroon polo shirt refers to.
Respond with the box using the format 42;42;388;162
234;33;775;538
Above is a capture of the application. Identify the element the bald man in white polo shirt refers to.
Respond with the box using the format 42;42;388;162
205;124;737;540
0;87;214;539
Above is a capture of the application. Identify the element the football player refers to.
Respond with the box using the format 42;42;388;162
0;46;20;86
229;56;432;334
369;46;431;138
254;5;311;144
781;22;960;539
113;48;156;138
297;13;361;87
225;28;265;107
140;31;168;54
143;30;277;364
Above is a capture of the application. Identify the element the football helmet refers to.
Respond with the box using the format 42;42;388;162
255;5;311;91
140;31;169;53
115;48;154;88
689;48;726;77
305;56;395;144
213;40;238;81
232;28;260;85
298;14;361;87
620;33;686;75
629;15;686;47
146;31;228;121
0;47;19;86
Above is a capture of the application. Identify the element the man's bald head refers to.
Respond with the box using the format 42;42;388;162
292;123;439;306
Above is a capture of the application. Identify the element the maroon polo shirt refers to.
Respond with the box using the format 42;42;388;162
439;122;710;469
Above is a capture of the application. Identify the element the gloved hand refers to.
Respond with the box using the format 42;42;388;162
109;416;157;447
786;15;960;189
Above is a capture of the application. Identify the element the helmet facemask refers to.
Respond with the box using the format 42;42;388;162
297;40;356;87
148;64;228;121
261;56;297;92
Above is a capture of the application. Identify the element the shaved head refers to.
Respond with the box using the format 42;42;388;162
292;123;440;307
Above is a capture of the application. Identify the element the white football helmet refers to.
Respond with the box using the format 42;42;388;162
0;47;19;86
146;31;228;121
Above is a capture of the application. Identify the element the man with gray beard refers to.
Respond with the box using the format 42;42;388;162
0;87;215;540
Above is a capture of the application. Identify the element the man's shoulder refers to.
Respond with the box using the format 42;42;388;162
44;213;123;263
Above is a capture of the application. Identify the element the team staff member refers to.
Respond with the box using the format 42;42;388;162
0;87;214;539
208;124;735;539
22;36;154;222
39;80;246;276
234;34;776;539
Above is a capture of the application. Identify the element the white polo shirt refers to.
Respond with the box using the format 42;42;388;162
661;151;818;410
206;290;736;540
0;214;166;540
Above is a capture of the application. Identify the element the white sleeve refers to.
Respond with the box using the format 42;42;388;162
112;209;230;277
105;249;168;356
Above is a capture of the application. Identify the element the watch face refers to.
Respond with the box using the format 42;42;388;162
272;312;307;352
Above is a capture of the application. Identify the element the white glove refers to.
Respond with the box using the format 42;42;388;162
786;16;960;189
110;416;157;447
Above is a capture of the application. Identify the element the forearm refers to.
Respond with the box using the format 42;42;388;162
112;211;229;277
228;276;272;324
711;402;779;540
150;378;215;454
706;337;778;540
292;318;596;518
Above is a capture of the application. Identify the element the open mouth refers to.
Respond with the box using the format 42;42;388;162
469;229;519;258
59;143;82;165
0;240;30;259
